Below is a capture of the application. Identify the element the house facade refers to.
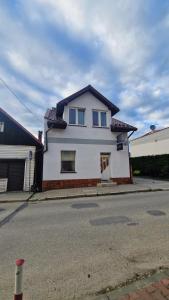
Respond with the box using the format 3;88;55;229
130;127;169;157
0;108;43;192
43;85;137;190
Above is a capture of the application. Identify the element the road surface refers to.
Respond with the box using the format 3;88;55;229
1;191;169;299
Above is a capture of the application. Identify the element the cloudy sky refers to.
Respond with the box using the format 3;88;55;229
0;0;169;138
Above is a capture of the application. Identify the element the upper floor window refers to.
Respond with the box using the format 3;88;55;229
69;108;85;126
0;122;4;133
92;110;107;127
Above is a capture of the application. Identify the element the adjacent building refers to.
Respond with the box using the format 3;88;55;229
0;108;43;192
130;127;169;157
43;85;137;190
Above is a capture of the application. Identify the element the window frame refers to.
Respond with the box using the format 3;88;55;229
60;150;76;173
69;107;85;126
92;110;108;128
0;122;4;133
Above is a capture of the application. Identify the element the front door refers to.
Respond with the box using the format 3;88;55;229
100;153;110;181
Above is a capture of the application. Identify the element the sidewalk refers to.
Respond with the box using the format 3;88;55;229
88;268;169;300
31;177;169;202
0;191;33;203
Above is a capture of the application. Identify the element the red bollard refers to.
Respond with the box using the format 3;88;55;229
14;259;25;300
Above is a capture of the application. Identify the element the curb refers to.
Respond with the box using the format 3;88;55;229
30;188;164;202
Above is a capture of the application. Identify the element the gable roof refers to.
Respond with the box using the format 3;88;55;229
111;118;137;132
0;107;42;145
56;85;120;118
131;127;169;141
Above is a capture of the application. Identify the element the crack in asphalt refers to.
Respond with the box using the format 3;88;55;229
0;202;28;228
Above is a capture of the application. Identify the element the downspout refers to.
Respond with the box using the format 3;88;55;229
127;131;135;183
43;127;53;153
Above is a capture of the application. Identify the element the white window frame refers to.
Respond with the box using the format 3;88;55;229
69;107;85;126
92;110;107;128
60;150;76;173
0;122;4;133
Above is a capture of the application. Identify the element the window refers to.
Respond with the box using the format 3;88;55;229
93;111;99;126
0;122;4;133
69;108;85;125
61;151;75;172
92;110;107;127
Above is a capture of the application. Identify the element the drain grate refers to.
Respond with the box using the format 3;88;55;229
147;210;166;216
127;222;139;226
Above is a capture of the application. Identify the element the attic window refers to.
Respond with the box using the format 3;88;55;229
0;122;4;133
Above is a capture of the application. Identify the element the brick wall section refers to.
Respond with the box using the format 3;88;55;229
42;177;132;191
42;178;101;191
111;177;132;184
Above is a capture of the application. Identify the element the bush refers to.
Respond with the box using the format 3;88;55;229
131;154;169;179
133;170;141;176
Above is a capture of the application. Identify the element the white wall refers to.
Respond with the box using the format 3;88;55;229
0;145;35;191
43;91;130;181
43;143;130;180
130;128;169;157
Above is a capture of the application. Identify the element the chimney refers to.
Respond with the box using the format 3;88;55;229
38;131;43;143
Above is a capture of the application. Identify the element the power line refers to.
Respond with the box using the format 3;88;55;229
0;77;42;122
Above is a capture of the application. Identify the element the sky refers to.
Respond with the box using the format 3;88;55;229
0;0;169;138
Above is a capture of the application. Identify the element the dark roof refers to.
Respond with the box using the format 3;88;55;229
111;118;137;132
56;85;120;117
0;107;42;145
45;108;67;129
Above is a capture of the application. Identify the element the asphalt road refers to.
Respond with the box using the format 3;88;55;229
1;191;169;300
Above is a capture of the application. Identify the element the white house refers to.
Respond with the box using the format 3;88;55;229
130;127;169;157
43;85;137;190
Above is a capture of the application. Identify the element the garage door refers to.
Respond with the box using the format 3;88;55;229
0;160;25;191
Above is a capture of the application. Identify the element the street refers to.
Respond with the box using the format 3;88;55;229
1;191;169;300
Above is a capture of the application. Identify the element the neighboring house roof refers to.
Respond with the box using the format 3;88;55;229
0;107;42;145
111;118;137;132
56;85;120;118
131;127;169;142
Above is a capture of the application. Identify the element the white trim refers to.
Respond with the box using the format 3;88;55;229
69;107;85;126
92;109;107;128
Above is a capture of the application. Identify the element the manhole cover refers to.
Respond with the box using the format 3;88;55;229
72;203;99;209
127;222;139;226
0;208;5;213
90;216;131;226
147;210;166;216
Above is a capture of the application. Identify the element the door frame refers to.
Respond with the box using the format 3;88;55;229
100;152;111;181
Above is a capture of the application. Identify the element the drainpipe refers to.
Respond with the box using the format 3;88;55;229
127;131;135;183
43;127;53;153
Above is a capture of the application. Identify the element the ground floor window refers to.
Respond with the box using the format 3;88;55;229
61;151;76;172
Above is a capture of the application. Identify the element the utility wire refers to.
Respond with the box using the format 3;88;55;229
0;77;42;122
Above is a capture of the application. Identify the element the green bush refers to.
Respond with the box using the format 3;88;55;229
131;154;169;179
133;170;141;176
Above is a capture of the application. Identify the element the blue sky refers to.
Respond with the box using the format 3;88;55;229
0;0;169;138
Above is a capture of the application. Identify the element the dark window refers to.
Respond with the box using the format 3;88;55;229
61;151;75;172
93;111;99;126
101;112;107;127
69;109;76;124
0;122;4;133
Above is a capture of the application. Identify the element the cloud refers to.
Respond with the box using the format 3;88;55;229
0;0;169;137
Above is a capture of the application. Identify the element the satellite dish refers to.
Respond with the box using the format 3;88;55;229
150;124;156;131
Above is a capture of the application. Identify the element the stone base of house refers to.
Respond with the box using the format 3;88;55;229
42;177;132;191
111;177;133;184
42;178;100;190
